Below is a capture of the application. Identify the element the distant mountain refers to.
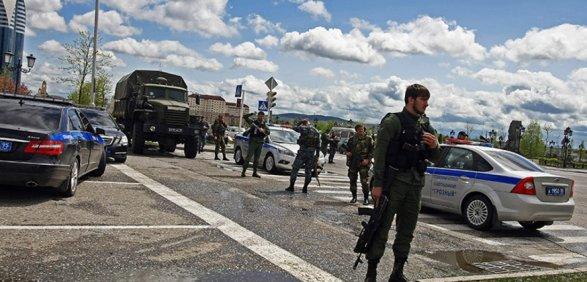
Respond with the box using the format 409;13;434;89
274;113;349;123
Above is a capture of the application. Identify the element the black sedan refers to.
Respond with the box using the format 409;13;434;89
79;108;128;163
0;94;106;197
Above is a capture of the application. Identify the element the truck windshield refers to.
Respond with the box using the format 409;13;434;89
146;87;186;102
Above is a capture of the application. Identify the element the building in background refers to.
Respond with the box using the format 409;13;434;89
0;0;26;84
188;93;249;125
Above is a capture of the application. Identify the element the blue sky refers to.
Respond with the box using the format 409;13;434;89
21;0;587;145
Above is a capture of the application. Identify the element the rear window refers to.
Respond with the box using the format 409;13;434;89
80;109;117;128
0;102;61;131
485;151;544;172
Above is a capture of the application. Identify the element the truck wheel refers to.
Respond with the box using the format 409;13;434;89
184;137;197;159
131;122;145;154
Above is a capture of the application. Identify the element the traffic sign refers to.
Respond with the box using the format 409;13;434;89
265;77;278;90
258;100;268;111
235;85;242;97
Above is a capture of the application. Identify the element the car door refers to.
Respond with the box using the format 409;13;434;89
79;111;102;171
68;110;90;172
429;147;477;209
422;146;449;205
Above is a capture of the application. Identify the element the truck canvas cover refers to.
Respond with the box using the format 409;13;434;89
114;70;188;100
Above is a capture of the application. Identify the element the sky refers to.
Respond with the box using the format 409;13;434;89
20;0;587;145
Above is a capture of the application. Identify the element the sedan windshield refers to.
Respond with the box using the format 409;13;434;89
270;129;299;144
80;109;117;128
485;151;544;172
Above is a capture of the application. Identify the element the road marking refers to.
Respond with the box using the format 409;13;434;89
314;190;350;195
0;225;211;230
529;253;587;266
83;181;141;185
419;222;504;246
112;164;340;282
557;236;587;244
540;224;586;231
419;266;587;282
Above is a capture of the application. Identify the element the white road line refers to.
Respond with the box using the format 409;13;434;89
112;164;340;282
419;222;504;246
558;236;587;244
433;224;474;231
0;225;211;230
539;224;586;231
314;190;350;195
83;181;141;185
529;253;587;266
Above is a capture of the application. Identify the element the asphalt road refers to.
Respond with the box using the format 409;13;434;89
0;144;585;281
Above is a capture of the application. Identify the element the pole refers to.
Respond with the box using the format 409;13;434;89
90;0;99;106
238;90;245;130
14;59;20;94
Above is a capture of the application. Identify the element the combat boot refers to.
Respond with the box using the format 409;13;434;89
222;154;229;161
364;259;378;282
363;193;370;205
285;186;294;192
214;154;220;160
389;257;407;282
350;195;357;203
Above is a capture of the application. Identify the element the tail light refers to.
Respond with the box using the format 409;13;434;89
511;177;536;195
24;140;64;156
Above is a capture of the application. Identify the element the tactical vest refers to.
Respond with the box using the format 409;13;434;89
248;121;266;139
298;127;320;148
383;111;430;174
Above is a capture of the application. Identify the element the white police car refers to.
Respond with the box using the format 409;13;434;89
233;126;327;173
422;144;575;230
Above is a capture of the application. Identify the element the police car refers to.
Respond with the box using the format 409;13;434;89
422;144;575;230
233;126;327;173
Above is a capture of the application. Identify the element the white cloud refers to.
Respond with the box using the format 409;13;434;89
298;1;331;22
255;35;279;48
310;67;334;78
366;16;486;60
490;24;587;62
26;0;68;33
247;14;285;34
102;0;238;37
103;38;222;71
209;42;266;59
38;40;66;55
233;58;278;73
280;27;386;65
69;10;140;37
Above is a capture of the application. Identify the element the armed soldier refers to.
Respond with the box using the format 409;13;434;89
212;114;229;161
198;118;209;153
285;119;321;193
241;112;270;178
365;84;440;282
328;132;340;163
320;132;330;156
345;124;374;204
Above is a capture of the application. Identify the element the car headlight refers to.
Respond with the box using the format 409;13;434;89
119;135;128;145
277;147;295;156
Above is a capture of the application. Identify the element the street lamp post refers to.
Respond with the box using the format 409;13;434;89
3;52;36;94
562;127;573;168
548;140;556;157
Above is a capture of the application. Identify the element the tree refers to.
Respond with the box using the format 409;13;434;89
0;71;31;95
67;74;111;107
315;120;335;133
520;121;546;159
59;30;112;104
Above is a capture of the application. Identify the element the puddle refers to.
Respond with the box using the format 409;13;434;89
424;250;559;274
201;270;295;281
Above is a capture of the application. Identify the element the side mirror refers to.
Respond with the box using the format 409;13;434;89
95;127;106;135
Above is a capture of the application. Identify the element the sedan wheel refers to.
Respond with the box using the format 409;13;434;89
265;154;276;173
464;195;494;230
59;160;79;197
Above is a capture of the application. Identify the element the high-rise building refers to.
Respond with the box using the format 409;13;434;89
0;0;26;83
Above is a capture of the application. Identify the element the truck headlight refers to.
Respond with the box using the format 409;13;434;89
149;126;156;132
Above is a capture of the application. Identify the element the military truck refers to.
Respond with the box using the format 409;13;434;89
112;70;201;158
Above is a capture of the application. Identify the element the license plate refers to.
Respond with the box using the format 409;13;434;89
0;140;12;152
545;186;565;196
169;128;183;133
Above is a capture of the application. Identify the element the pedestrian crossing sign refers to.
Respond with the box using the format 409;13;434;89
258;100;268;111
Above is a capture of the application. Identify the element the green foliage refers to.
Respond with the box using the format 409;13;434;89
67;75;111;107
520;121;546;159
315;120;335;133
579;141;585;162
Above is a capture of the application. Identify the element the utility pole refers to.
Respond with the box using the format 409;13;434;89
90;0;99;106
238;90;245;130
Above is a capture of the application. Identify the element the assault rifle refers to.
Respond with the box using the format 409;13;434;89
353;194;389;269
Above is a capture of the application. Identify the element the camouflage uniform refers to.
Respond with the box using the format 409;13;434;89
198;121;209;153
346;133;374;203
241;116;270;177
211;118;228;160
328;134;339;163
287;124;321;193
320;132;330;156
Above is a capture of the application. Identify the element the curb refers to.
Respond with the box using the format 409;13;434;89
417;266;587;282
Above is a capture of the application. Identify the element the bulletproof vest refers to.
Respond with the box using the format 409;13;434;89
249;120;266;139
298;126;320;148
383;111;430;173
